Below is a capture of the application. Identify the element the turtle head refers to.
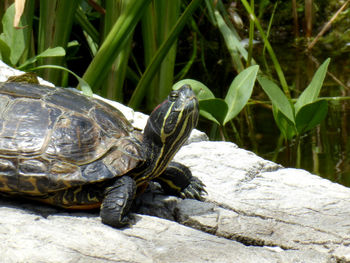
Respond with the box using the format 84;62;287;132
143;85;199;152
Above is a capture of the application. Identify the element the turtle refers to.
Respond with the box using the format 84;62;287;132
0;81;205;228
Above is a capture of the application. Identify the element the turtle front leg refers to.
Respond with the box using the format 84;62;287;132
100;176;136;228
155;162;206;200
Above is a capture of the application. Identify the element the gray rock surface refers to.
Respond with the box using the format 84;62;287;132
0;61;346;262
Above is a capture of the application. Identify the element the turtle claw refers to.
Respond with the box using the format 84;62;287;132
180;176;206;201
155;162;206;201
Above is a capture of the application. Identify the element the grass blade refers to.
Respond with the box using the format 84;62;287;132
102;0;133;102
83;0;152;91
38;0;79;85
213;8;244;72
31;65;93;96
128;0;202;108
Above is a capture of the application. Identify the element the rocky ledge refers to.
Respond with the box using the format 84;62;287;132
0;61;348;262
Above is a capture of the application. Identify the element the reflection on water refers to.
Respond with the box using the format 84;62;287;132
196;41;350;187
254;101;350;187
253;45;350;187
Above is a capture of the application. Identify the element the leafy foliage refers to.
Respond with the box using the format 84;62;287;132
0;1;335;154
0;4;65;70
173;65;259;129
258;58;330;140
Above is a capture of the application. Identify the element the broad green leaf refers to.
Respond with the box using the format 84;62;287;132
258;75;295;123
173;79;215;100
1;3;27;65
295;100;328;134
18;47;66;70
0;38;11;65
272;105;297;140
295;58;330;113
37;47;66;58
199;98;228;125
223;65;259;125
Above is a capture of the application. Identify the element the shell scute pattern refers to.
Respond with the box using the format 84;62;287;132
0;82;139;195
0;82;52;99
44;88;95;114
0;99;51;155
45;112;102;164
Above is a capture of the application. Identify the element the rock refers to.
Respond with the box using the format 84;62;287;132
0;60;54;87
173;142;350;256
0;61;345;262
0;199;332;263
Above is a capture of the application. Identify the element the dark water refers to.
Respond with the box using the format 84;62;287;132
252;100;350;187
196;43;350;187
251;44;350;187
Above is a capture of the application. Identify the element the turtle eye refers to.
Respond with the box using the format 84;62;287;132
169;90;178;102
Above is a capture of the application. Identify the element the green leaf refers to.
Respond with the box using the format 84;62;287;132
173;79;215;100
83;0;152;93
128;0;202;108
240;0;290;96
258;75;295;123
0;38;11;65
37;47;66;58
75;7;100;44
199;98;228;125
272;105;297;140
31;65;93;96
213;9;245;72
1;3;27;66
295;58;330;113
18;47;66;70
223;65;259;125
295;100;328;134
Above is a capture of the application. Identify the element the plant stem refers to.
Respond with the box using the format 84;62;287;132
306;0;350;51
296;135;301;168
272;134;284;162
305;0;313;39
247;0;254;67
229;120;243;146
292;0;299;38
240;0;291;99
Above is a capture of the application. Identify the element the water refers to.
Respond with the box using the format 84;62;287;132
252;100;350;187
197;43;350;187
251;44;350;187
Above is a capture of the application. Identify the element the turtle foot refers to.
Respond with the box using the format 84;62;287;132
179;176;207;201
100;176;136;228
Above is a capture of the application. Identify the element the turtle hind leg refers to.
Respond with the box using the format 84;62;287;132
154;162;206;201
100;176;136;228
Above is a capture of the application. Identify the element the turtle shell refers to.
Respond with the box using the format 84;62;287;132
0;82;143;196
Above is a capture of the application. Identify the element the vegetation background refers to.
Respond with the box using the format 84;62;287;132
1;0;350;185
